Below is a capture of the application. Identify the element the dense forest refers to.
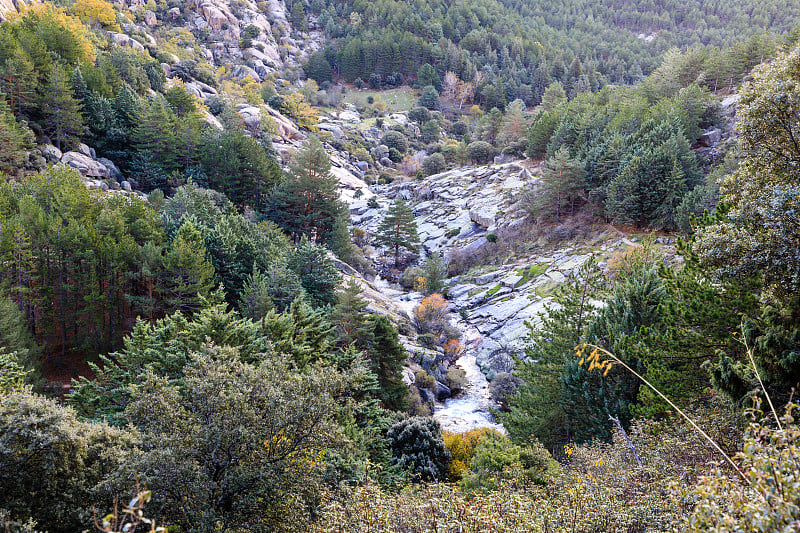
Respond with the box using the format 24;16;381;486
1;0;800;531
307;0;790;106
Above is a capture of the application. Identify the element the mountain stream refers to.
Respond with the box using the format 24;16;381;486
373;276;505;433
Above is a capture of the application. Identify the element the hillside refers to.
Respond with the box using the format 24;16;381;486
1;0;800;532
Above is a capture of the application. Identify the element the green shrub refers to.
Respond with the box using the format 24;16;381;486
380;130;408;154
462;433;560;490
401;266;424;289
0;389;138;533
466;141;498;163
683;404;800;532
414;370;436;390
445;368;467;393
408;106;431;123
387;416;450;481
422;152;446;175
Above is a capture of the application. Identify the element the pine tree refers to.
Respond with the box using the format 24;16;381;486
267;136;349;253
200;129;282;210
368;315;409;412
0;55;36;117
529;146;586;221
501;258;604;448
286;236;342;308
499;98;528;149
42;67;83;151
329;279;372;350
112;83;141;133
238;266;276;320
376;199;420;267
159;220;216;314
0;94;34;176
0;295;40;379
133;97;176;170
605;156;644;226
562;265;666;443
291;1;308;32
540;81;566;112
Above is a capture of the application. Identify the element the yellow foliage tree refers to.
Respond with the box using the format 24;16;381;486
11;5;97;64
443;428;501;481
70;0;121;31
413;293;448;330
283;92;318;131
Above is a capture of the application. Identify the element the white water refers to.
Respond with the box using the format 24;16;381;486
434;320;505;433
372;276;504;433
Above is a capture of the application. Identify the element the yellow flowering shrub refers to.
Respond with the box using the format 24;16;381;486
443;428;499;482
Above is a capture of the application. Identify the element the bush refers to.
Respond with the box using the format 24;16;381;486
422;152;446;175
446;227;461;238
401;266;425;289
388;147;403;163
462;433;560;490
443;428;499;481
450;121;468;138
445;368;467;394
408;106;432;124
489;372;521;410
408;386;431;416
421;120;440;143
380;130;408;154
466;141;498;163
413;294;449;335
683;404;800;532
387;417;450;481
414;370;436;390
0;389;138;533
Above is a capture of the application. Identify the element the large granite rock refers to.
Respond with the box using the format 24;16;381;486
61;152;109;178
38;144;62;164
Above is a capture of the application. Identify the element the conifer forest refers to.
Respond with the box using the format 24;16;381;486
1;0;800;531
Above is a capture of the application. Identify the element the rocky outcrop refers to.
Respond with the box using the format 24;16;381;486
0;0;28;22
61;152;110;179
352;162;539;256
38;144;62;164
108;32;145;52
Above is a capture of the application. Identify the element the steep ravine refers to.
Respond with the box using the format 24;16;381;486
372;276;504;433
350;162;666;434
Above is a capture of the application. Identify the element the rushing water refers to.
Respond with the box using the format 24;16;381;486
372;276;504;433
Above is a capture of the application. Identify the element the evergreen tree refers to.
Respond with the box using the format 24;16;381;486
287;236;342;308
200;129;282;210
540;81;566;111
418;85;440;110
528;147;586;221
417;63;441;90
562;264;666;443
267;136;349;254
159;220;216;314
0;94;34;177
0;55;36;116
304;50;332;84
291;1;308;32
329;279;372;350
133;96;176;170
376;199;420;267
501;258;604;448
238;266;276;320
41;66;83;151
0;295;40;379
368;315;409;412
